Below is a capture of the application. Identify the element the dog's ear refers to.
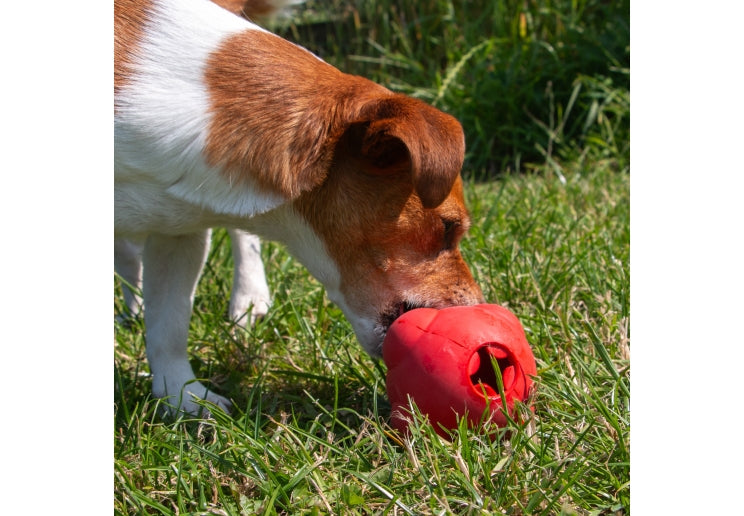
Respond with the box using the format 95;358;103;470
355;96;465;209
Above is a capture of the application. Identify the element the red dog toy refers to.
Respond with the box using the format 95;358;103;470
383;304;537;438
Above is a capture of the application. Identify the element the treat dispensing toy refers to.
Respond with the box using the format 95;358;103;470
383;304;537;438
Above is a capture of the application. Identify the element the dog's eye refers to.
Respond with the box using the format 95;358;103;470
441;218;461;251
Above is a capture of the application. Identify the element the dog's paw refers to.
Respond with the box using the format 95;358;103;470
180;390;232;418
153;378;232;418
229;294;271;329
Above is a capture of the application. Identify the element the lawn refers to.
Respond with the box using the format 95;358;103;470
115;0;629;513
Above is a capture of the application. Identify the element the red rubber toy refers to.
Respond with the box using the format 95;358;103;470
383;304;537;438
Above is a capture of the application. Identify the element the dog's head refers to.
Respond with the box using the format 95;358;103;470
292;94;485;356
205;30;484;356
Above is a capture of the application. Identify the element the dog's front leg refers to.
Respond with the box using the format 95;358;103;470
142;230;231;416
227;229;271;328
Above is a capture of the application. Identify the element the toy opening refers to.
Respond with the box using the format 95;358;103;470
468;344;516;399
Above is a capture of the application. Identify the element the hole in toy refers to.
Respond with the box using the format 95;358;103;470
468;345;516;399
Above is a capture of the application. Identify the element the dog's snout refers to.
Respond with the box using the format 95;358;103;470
428;287;484;311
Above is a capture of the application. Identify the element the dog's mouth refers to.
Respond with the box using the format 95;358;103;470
373;301;421;353
386;300;420;327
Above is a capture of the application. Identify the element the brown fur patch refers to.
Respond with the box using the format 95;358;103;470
204;29;388;199
204;29;466;207
114;0;153;99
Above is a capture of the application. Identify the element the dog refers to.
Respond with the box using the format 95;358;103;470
115;0;484;415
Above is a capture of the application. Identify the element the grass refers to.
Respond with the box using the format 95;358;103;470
115;0;629;513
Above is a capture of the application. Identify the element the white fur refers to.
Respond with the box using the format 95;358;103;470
140;230;235;414
227;229;271;326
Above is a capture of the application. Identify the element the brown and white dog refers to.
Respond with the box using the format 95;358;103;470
115;0;484;415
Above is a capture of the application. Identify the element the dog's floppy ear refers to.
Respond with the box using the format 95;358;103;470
355;96;465;209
